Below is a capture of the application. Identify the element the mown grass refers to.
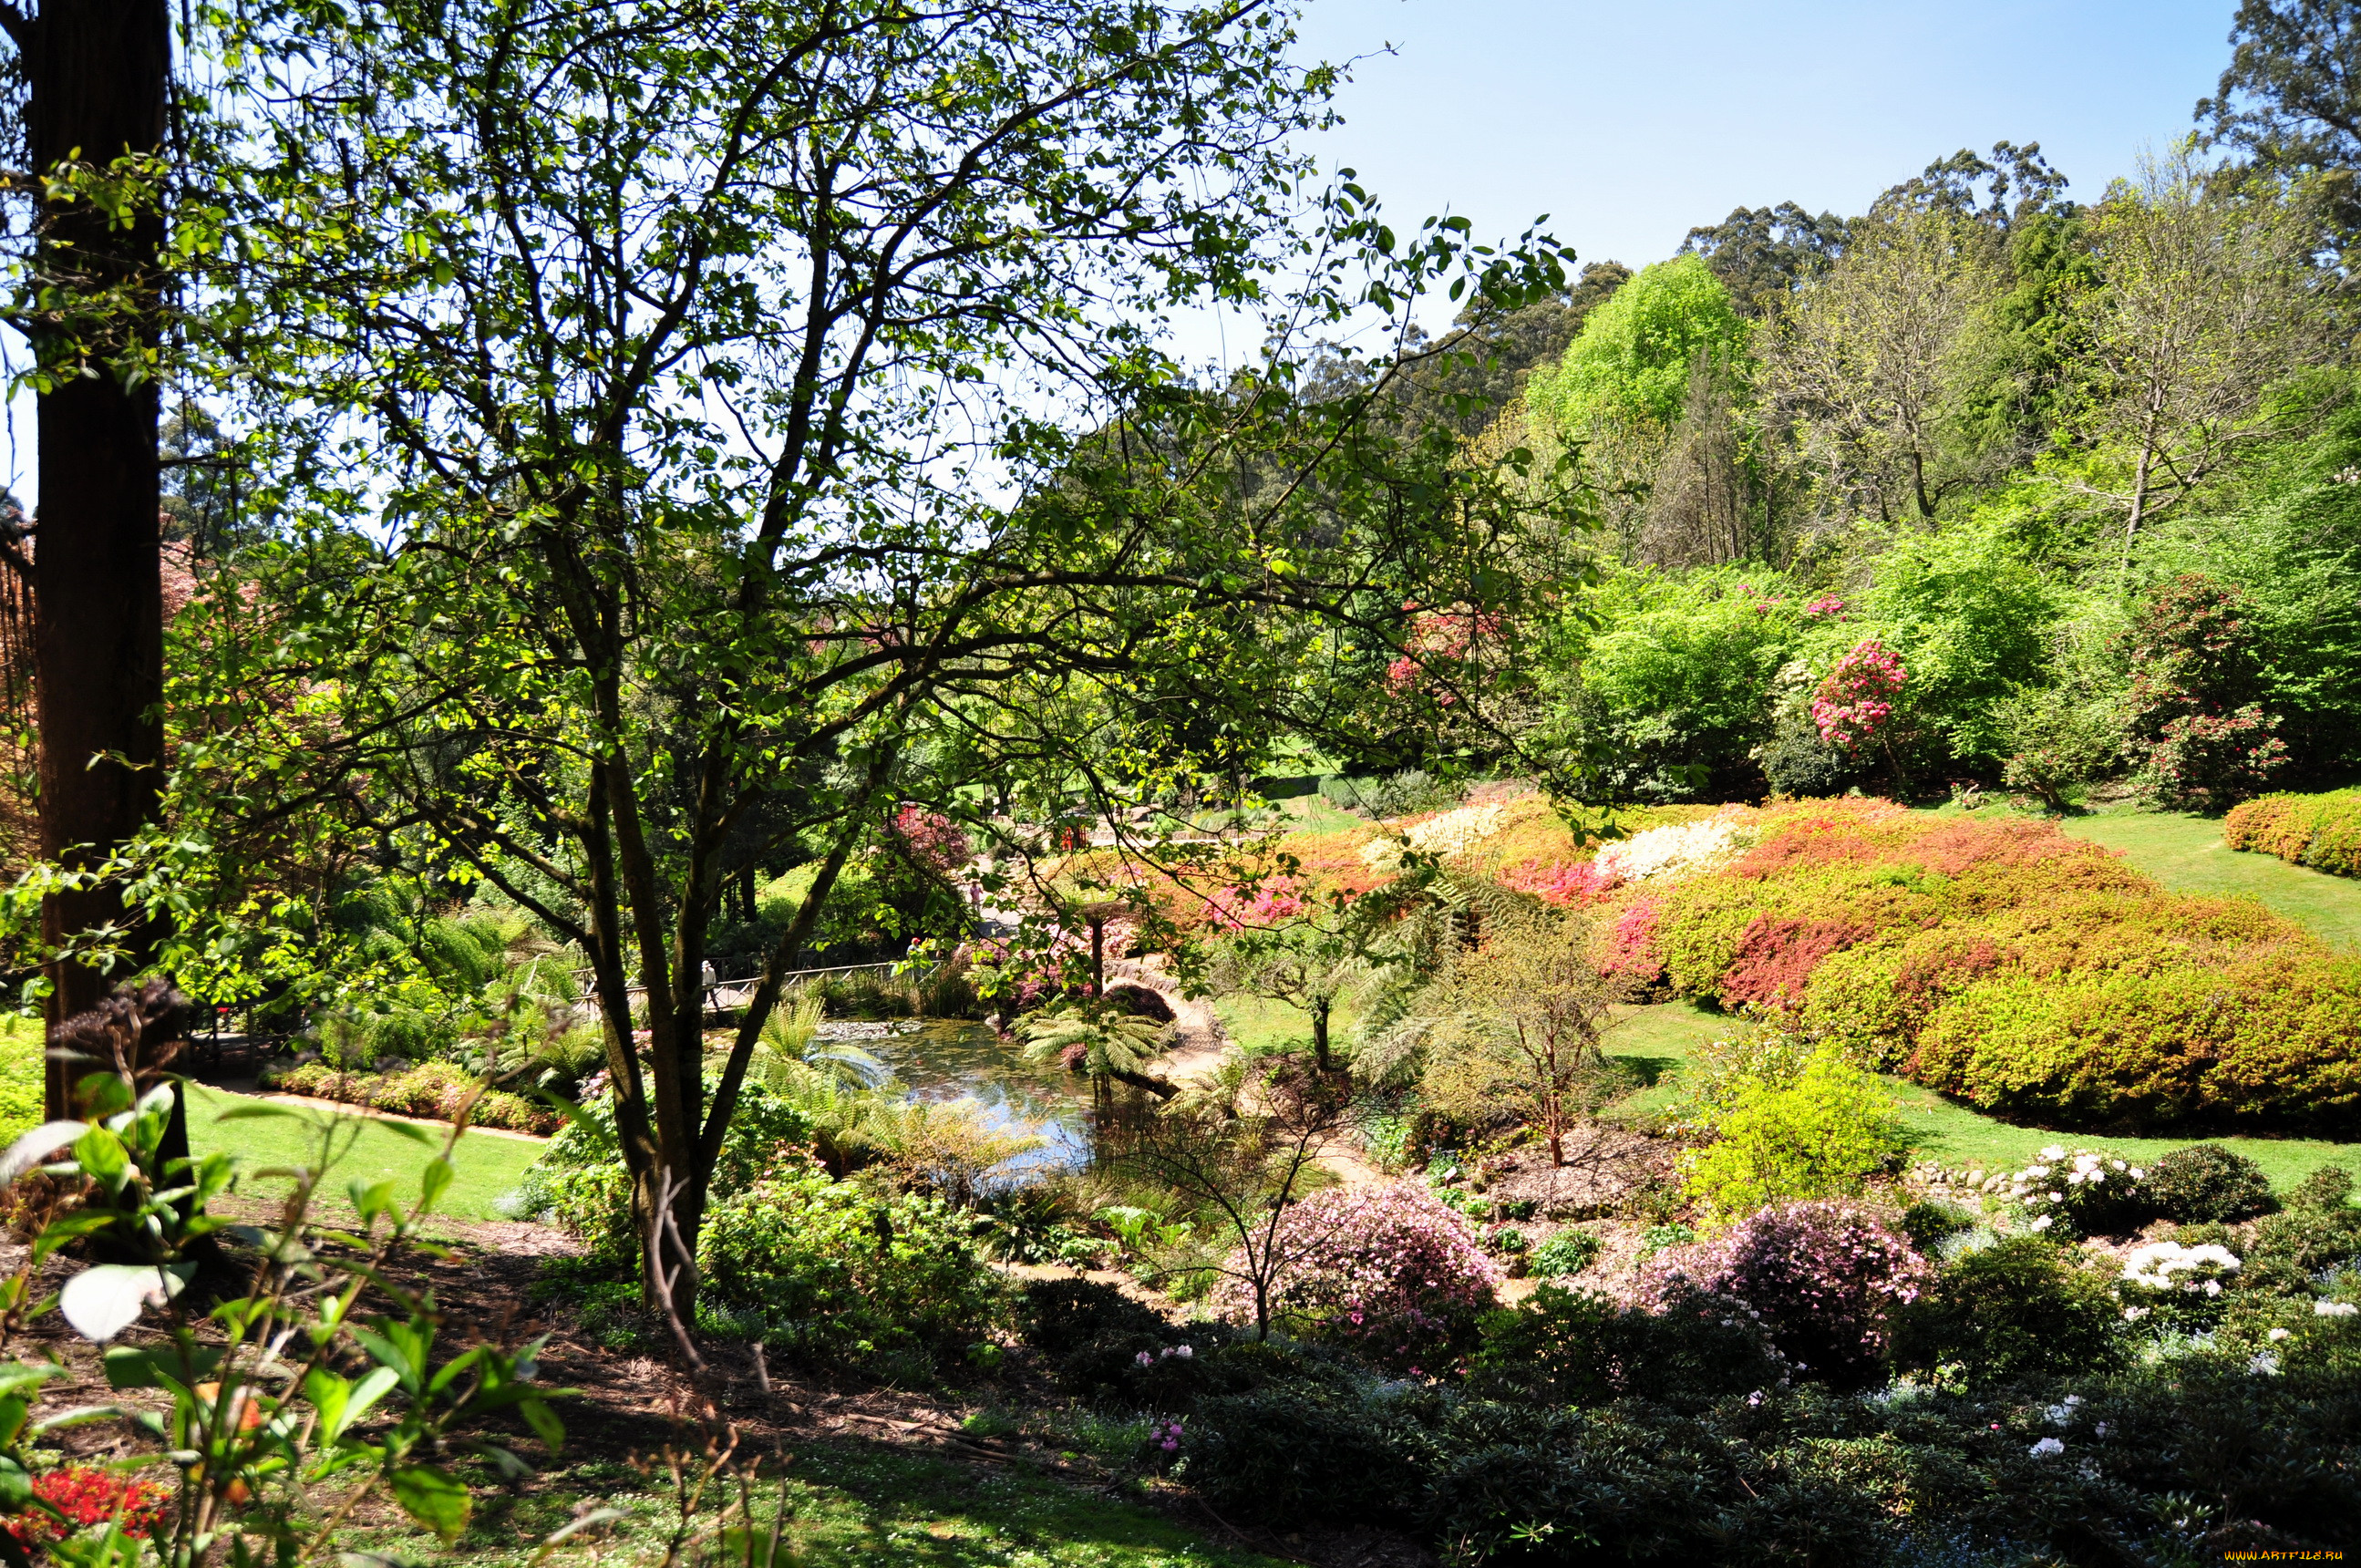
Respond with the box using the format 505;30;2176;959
335;1440;1286;1568
186;1085;545;1223
2056;807;2361;952
1600;999;2361;1193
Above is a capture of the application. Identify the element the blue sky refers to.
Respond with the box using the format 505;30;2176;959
1286;0;2234;274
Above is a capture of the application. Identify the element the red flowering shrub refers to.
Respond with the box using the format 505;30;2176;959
1222;1181;1502;1374
889;805;974;878
2123;574;2289;810
1718;915;1875;1012
1385;603;1506;706
1634;1200;1931;1385
1810;640;1906;751
5;1466;171;1548
1593;897;1666;985
1205;874;1308;931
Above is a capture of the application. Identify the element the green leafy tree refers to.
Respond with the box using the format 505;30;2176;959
151;0;1573;1319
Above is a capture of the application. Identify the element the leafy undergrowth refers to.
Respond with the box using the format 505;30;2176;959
333;1439;1290;1568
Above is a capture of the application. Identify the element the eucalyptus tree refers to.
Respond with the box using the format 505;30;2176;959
169;0;1572;1310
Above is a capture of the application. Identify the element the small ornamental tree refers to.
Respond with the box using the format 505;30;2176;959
2124;574;2289;810
1811;639;1907;752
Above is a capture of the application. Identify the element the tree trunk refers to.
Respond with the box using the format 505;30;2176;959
17;1;174;1127
1310;1001;1331;1074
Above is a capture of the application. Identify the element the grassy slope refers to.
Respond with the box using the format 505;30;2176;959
342;1442;1287;1568
1596;809;2361;1192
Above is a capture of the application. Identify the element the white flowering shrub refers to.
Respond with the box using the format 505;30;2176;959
2119;1240;2242;1330
2004;1146;2155;1238
1593;814;1751;884
1357;802;1506;872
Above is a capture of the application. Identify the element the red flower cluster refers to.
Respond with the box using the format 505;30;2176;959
1498;857;1621;907
5;1466;170;1548
888;804;973;878
1385;604;1505;706
1810;639;1906;751
1206;874;1307;931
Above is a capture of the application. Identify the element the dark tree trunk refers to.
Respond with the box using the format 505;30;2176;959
12;1;174;1123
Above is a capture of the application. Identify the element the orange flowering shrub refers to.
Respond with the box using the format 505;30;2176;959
2225;789;2361;878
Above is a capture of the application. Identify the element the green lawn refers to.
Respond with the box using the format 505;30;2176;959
1601;999;2361;1193
1211;991;1366;1055
187;1084;544;1223
2057;808;2361;952
337;1440;1286;1568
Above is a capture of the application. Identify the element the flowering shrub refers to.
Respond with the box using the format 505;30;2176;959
1593;815;1748;883
1222;1180;1502;1373
1205;874;1307;931
1593;898;1663;981
1498;856;1621;906
4;1467;170;1548
1810;640;1906;751
2226;789;2361;879
888;804;974;879
1717;915;1874;1012
2118;1240;2242;1330
2000;1146;2155;1239
1359;803;1506;872
1385;604;1505;706
2123;574;2289;810
1635;1200;1932;1383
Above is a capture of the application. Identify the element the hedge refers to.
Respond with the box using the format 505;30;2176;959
262;1057;559;1134
2225;789;2361;878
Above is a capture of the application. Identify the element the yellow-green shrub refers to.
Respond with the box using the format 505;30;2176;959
2225;789;2361;877
1678;1047;1912;1218
1911;959;2361;1132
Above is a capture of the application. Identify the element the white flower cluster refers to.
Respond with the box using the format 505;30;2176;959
2002;1147;2142;1231
1593;815;1749;883
2119;1241;2242;1295
2316;1300;2359;1318
1358;803;1506;871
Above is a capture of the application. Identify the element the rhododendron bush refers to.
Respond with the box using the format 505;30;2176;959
1811;639;1907;751
1221;1181;1502;1372
1634;1199;1932;1384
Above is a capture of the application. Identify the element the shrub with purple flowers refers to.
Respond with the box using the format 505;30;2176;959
1220;1181;1503;1373
1634;1199;1932;1384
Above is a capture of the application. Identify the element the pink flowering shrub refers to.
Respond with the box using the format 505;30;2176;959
1803;593;1847;617
1207;874;1308;931
1499;856;1621;907
1594;896;1665;984
1222;1180;1503;1373
1634;1200;1931;1385
1385;603;1506;707
1811;640;1907;751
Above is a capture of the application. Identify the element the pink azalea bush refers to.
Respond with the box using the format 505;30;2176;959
1207;873;1308;930
1633;1200;1932;1384
889;804;973;877
1811;640;1907;751
1499;857;1622;906
1222;1180;1503;1373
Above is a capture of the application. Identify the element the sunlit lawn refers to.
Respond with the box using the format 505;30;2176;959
2057;807;2361;952
186;1084;544;1224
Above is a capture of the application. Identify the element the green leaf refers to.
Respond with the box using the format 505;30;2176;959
389;1463;470;1545
517;1394;564;1455
0;1457;27;1511
69;1127;129;1184
418;1158;453;1213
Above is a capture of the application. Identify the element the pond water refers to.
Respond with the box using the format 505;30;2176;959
820;1018;1094;1179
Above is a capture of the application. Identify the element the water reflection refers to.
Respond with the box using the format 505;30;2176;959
822;1019;1092;1179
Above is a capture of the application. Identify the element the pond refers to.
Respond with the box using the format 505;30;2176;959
820;1018;1094;1180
